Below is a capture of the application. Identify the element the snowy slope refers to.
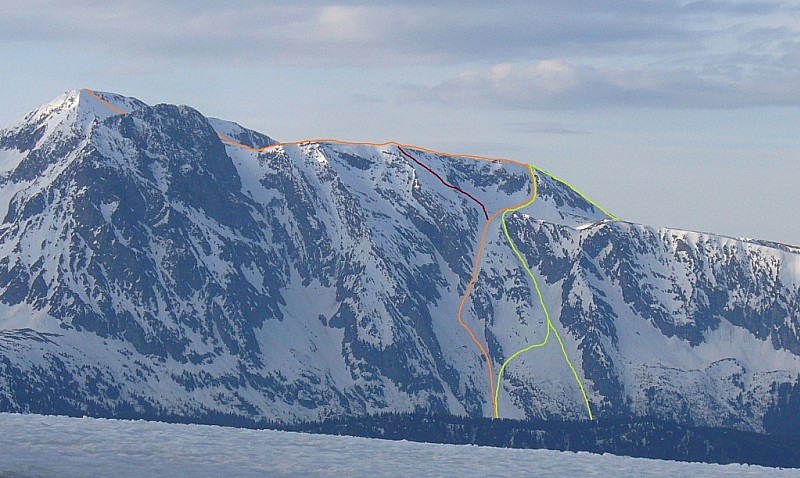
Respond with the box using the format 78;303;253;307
0;413;793;478
0;89;797;438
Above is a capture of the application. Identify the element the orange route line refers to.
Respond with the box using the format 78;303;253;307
216;133;531;168
83;88;530;168
216;133;537;414
453;166;537;414
84;87;543;414
82;88;129;115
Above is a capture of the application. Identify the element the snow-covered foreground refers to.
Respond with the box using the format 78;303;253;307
0;414;794;477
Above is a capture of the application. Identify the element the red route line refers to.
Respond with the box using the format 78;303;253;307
394;145;503;411
396;146;489;220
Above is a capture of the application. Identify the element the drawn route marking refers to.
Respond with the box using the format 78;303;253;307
83;88;129;115
493;165;594;420
84;87;614;420
397;146;489;220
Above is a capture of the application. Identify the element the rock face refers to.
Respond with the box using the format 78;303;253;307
0;89;797;432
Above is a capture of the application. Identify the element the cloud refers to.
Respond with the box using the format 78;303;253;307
0;2;435;66
505;121;589;135
3;1;795;66
400;59;800;109
3;1;799;109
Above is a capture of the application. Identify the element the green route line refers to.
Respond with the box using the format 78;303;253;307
493;165;594;420
532;166;620;221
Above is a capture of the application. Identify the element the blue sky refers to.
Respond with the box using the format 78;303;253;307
2;1;799;244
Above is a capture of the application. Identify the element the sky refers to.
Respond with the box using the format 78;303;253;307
1;1;799;245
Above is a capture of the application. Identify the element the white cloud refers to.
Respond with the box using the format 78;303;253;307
2;1;798;108
317;6;376;42
0;1;783;62
402;59;800;109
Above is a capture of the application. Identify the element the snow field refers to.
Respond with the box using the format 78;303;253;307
0;413;794;478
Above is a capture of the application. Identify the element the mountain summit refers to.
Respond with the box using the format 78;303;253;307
0;89;798;435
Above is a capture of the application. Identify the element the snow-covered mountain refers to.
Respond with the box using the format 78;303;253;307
0;89;798;435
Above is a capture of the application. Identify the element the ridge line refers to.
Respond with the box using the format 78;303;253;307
84;88;620;223
532;166;620;221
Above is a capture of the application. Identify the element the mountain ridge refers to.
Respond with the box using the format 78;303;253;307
0;89;797;438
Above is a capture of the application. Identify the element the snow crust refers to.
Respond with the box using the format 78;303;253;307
0;413;792;478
